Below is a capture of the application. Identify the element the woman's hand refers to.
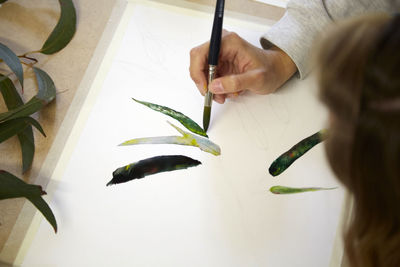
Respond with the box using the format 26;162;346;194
189;31;297;103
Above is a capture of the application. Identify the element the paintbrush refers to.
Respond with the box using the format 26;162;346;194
203;0;225;132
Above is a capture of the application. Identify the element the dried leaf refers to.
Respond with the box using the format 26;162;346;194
0;117;46;143
0;170;57;232
269;129;328;176
0;42;23;87
120;121;221;156
0;75;36;172
107;155;201;186
269;185;337;194
132;98;208;137
40;0;76;55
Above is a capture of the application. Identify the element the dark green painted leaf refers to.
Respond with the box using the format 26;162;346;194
107;155;201;186
0;117;45;144
0;42;23;87
0;170;57;232
0;75;36;172
132;97;208;137
33;67;56;104
269;185;337;194
40;0;76;55
269;129;329;176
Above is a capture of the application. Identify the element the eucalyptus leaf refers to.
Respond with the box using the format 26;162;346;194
33;67;56;104
40;0;76;55
0;68;56;123
132;98;208;137
18;129;35;173
0;117;45;143
0;170;57;233
0;75;36;172
120;121;221;156
0;42;23;87
0;97;43;123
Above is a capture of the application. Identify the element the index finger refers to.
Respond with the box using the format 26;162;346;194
189;42;209;95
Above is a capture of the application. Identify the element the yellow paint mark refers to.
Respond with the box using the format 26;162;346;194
125;164;131;171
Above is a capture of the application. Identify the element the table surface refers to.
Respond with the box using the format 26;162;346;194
1;0;332;265
2;1;345;266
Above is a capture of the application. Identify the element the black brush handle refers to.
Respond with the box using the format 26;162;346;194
208;0;225;66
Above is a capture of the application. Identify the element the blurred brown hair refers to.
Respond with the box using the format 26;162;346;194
316;13;400;267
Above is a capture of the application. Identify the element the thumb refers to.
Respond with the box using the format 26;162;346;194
209;69;265;94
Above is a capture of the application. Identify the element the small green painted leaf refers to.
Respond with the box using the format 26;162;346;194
0;170;57;232
269;129;329;177
0;42;23;87
269;185;337;194
33;67;56;104
40;0;76;55
107;155;201;186
0;117;46;143
0;75;36;173
132;97;208;137
120;121;221;156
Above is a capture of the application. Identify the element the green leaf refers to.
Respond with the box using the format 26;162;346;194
120;121;221;156
0;74;23;108
0;42;23;87
0;75;36;172
132;98;208;137
18;128;35;173
0;97;43;123
40;0;76;55
0;68;56;123
0;117;46;144
0;170;57;233
269;185;337;194
33;67;56;104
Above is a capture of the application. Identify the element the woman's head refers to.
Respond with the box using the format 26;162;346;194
316;13;400;267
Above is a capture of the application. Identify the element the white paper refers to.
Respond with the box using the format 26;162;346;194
21;1;344;266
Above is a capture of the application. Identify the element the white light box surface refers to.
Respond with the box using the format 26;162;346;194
18;0;344;266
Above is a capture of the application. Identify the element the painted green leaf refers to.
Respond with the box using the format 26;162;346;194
120;121;221;156
0;170;57;232
269;185;337;194
269;129;329;177
132;97;208;137
0;117;45;143
0;42;24;87
40;0;76;55
107;155;201;186
0;75;36;173
33;67;56;104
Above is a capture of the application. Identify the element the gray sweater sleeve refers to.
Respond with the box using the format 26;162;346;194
260;0;395;79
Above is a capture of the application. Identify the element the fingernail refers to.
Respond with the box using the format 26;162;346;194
196;83;205;94
210;80;224;93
